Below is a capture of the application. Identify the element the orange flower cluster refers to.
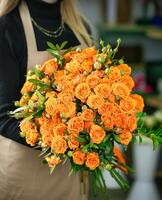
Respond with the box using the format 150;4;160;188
15;44;144;173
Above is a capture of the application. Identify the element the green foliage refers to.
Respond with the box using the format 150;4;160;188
109;169;130;191
33;66;44;79
135;112;162;150
47;41;68;69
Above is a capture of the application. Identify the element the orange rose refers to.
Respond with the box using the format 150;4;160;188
26;131;40;146
100;77;113;86
19;94;31;106
71;74;86;86
65;60;80;74
51;136;68;154
112;83;130;99
119;130;132;145
89;124;106;144
113;113;127;129
42;131;53;147
64;51;77;62
57;102;76;118
130;94;144;112
84;121;93;132
101;114;114;129
58;90;74;105
21;81;34;94
73;151;85;165
68;130;79;137
51;112;61;126
41;58;58;76
45;97;58;116
75;83;91;102
81;109;95;121
54;70;65;82
95;70;105;78
118;64;131;75
68;136;79;150
20;120;36;133
98;102;118;115
120;97;136;113
107;93;116;103
19;99;27;107
45;155;61;168
86;74;100;89
87;94;104;109
108;66;121;80
126;115;137;132
40;119;54;146
113;146;128;173
46;91;57;99
35;112;48;126
20;121;39;146
53;123;67;138
94;83;111;99
81;59;93;73
68;117;84;133
86;152;100;170
82;47;97;56
119;75;134;90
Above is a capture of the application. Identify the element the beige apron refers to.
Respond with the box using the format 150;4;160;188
0;1;88;200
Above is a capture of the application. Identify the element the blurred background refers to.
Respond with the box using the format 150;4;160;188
78;0;162;199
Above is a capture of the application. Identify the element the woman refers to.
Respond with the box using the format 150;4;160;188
0;0;92;199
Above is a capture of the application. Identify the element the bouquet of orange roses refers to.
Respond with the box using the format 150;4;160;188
10;39;162;198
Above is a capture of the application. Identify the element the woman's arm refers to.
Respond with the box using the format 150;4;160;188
0;17;28;146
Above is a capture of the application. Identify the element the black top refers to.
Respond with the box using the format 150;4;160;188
0;0;82;146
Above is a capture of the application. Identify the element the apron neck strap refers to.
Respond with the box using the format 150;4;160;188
19;0;88;53
19;0;38;54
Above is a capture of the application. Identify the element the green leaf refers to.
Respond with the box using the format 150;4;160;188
60;41;68;49
113;134;121;143
71;162;81;172
39;147;51;157
36;90;45;102
47;41;56;50
152;136;159;150
92;172;97;197
50;167;56;175
138;127;147;134
137;112;146;119
100;40;105;48
56;44;60;49
77;137;87;143
47;49;59;59
103;134;111;143
110;169;130;191
28;79;51;89
82;144;90;153
90;142;99;149
33;66;43;78
32;109;43;118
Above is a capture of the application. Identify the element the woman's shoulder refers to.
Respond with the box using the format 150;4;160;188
0;7;19;32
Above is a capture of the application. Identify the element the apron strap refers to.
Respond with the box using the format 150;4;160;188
19;0;38;55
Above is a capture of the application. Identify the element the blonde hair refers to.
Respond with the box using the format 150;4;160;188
0;0;92;46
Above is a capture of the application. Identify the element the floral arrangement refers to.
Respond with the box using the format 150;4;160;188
10;39;162;198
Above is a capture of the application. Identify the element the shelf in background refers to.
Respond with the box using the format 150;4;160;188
99;24;162;39
146;96;162;108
